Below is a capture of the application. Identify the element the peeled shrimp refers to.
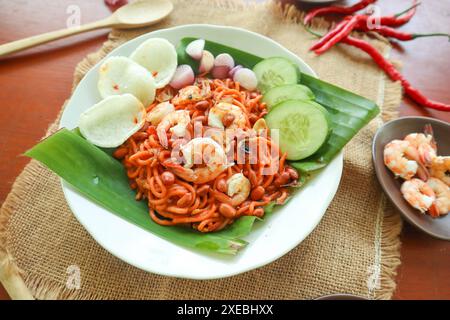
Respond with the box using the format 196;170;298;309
157;110;190;148
400;178;436;213
429;156;450;186
226;173;251;206
163;137;228;184
404;127;437;166
208;102;248;130
146;101;174;125
426;177;450;217
384;140;421;180
171;80;211;105
155;86;176;103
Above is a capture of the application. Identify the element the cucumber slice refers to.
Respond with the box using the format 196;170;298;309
253;57;300;93
262;84;315;109
265;100;331;160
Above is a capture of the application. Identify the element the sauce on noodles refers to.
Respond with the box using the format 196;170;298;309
113;77;300;232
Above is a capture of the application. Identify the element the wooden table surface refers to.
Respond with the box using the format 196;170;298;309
0;0;449;300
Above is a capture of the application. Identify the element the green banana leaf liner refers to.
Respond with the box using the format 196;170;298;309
25;38;379;255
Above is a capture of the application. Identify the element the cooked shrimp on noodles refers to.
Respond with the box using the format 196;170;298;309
114;78;299;232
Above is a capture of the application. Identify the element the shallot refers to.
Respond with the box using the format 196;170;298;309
214;53;235;69
185;39;205;60
229;65;243;78
211;66;230;79
211;53;235;79
169;65;195;89
233;68;257;90
199;50;214;74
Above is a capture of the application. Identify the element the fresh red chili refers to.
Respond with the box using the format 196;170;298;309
379;0;420;27
303;0;376;25
314;15;366;55
310;19;350;51
104;0;128;10
342;36;450;112
310;2;444;51
355;24;449;41
339;1;419;28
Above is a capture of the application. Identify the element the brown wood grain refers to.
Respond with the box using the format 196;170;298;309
0;0;449;300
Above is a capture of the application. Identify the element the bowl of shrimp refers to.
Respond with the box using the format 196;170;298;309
373;116;450;240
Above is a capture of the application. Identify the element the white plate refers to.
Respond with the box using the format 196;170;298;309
60;24;343;279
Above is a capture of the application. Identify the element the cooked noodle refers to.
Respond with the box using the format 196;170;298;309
113;78;299;232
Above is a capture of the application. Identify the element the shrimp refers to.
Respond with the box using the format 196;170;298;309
163;137;228;184
208;102;248;130
155;86;176;102
429;156;450;186
404;126;437;166
400;178;436;213
146;101;174;125
226;173;251;206
157;110;191;148
426;178;450;217
383;140;423;180
171;80;211;105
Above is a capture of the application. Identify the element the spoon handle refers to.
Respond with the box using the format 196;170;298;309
0;18;112;57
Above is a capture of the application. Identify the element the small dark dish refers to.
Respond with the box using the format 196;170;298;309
373;116;450;240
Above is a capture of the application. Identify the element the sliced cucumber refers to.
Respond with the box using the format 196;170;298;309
253;57;300;93
265;100;331;160
262;84;315;109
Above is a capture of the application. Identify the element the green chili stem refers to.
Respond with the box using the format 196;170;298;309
394;2;421;18
412;33;450;40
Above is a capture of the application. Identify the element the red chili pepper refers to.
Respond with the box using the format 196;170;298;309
355;25;449;41
104;0;128;10
310;19;350;51
340;1;419;28
303;0;377;25
379;0;420;27
341;36;450;112
313;15;366;55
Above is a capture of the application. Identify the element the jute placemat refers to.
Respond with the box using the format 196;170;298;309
0;0;403;300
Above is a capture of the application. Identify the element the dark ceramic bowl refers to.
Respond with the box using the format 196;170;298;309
372;116;450;240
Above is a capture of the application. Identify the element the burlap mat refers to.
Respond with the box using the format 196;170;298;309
0;0;403;300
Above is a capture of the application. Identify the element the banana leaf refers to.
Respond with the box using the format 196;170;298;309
294;74;380;171
177;38;380;172
25;128;257;255
177;37;263;70
26;38;379;256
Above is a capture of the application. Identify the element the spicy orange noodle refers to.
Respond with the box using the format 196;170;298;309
113;77;300;232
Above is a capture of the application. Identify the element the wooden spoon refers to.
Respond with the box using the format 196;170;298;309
0;0;173;57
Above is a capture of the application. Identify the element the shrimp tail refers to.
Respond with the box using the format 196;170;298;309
428;203;441;218
423;124;437;164
416;162;430;181
157;129;169;149
405;146;429;181
162;160;182;169
423;124;436;148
